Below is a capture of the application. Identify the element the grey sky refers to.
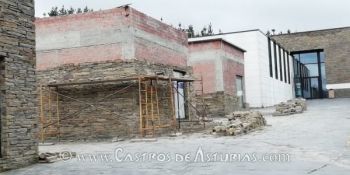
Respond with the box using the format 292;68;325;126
36;0;350;34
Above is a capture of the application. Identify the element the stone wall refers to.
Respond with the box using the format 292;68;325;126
197;92;240;118
272;27;350;97
0;0;38;172
37;60;193;141
35;6;188;70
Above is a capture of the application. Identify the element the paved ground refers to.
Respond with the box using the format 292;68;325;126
3;99;350;175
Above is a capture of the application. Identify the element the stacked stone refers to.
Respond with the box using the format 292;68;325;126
272;98;307;116
0;0;38;172
212;111;266;136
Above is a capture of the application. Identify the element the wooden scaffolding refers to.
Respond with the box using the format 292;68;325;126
39;75;206;142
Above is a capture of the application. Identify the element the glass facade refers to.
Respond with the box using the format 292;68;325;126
292;50;327;99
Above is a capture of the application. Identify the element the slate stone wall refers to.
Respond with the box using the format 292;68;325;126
0;0;38;172
37;60;194;141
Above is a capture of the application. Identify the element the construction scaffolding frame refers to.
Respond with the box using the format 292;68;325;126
39;75;207;142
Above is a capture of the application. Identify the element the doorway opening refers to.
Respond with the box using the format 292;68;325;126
236;75;245;108
292;50;327;99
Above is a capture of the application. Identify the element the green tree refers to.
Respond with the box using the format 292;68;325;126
76;8;83;13
207;23;213;35
58;5;67;16
48;6;58;16
201;27;207;36
187;25;195;38
83;6;89;13
67;7;75;14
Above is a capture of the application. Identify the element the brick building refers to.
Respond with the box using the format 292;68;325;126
188;38;245;117
0;0;38;172
35;6;197;141
189;30;295;108
273;27;350;98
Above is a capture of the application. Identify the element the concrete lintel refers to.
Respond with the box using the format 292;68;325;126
326;83;350;90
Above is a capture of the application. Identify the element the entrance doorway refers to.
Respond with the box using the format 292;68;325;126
173;71;186;119
236;76;245;108
292;50;327;99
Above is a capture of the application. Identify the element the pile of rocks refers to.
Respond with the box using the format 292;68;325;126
39;152;76;163
273;98;307;116
212;111;266;136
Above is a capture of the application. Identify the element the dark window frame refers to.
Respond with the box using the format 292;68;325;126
273;42;278;80
283;49;287;83
287;54;291;84
268;38;273;78
291;50;326;99
278;45;283;81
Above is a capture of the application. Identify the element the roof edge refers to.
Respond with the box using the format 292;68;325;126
188;38;246;52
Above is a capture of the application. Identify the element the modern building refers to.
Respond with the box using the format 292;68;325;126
272;27;350;98
189;30;295;108
35;6;199;141
0;0;38;172
188;38;245;117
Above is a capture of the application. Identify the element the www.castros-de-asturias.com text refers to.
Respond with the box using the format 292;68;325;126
59;147;291;163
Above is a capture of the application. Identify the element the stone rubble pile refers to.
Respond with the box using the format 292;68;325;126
212;111;266;136
273;98;307;116
39;152;76;163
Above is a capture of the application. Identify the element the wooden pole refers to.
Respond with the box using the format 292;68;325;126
169;78;176;129
56;87;60;142
40;84;44;143
138;77;143;136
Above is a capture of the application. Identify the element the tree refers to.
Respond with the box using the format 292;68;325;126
83;6;89;13
201;27;207;36
187;25;195;38
178;23;182;30
67;7;75;15
287;29;291;34
46;6;94;17
48;6;58;17
76;8;82;14
207;23;213;35
58;5;67;16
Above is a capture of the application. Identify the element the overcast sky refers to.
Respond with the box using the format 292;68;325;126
36;0;350;34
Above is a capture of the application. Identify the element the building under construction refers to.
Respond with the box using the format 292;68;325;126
36;6;208;142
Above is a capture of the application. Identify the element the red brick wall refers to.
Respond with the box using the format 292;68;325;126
131;8;188;67
192;61;217;94
188;40;221;52
222;42;245;95
37;44;123;70
189;40;244;95
36;7;188;70
223;59;244;95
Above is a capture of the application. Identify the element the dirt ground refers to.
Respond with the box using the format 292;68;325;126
3;99;350;175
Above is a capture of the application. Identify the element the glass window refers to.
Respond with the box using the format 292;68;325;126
268;38;273;77
293;54;300;61
305;64;319;77
300;53;318;64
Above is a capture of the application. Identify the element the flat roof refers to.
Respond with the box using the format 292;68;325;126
188;38;246;52
274;26;350;36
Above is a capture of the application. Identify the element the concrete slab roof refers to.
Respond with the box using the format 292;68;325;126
188;38;246;52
